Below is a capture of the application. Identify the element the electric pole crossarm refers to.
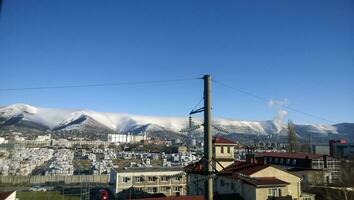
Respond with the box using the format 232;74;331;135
190;107;205;115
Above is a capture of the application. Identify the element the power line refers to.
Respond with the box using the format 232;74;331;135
0;77;198;91
213;79;336;124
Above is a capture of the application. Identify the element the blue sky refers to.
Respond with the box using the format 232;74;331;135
0;0;353;124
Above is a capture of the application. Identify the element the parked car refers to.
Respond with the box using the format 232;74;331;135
29;186;47;192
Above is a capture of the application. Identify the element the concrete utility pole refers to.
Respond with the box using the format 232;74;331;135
203;75;213;200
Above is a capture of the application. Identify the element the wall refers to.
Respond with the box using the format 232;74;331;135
0;175;109;185
114;170;186;197
251;166;301;199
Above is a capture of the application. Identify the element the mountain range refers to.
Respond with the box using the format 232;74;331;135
0;103;353;142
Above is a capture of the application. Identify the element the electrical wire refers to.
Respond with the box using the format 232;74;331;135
191;97;204;112
213;79;336;124
0;77;198;91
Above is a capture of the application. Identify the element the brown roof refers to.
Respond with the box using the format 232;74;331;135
243;177;289;187
257;152;325;159
213;136;235;144
0;191;15;200
220;161;271;176
135;195;203;200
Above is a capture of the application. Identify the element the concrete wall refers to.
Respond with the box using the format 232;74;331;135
0;175;109;185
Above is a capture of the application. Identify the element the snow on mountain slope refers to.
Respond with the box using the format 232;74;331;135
0;103;38;118
0;103;343;137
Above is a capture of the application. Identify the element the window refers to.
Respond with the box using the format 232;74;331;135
174;186;181;192
147;187;154;193
220;180;225;187
230;183;235;190
148;176;155;182
221;147;224;154
286;159;291;165
160;176;168;182
122;177;129;183
227;147;231;153
292;159;297;165
174;176;181;181
268;188;281;197
160;186;167;192
134;176;143;183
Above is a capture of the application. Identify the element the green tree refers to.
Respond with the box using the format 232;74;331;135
287;120;297;153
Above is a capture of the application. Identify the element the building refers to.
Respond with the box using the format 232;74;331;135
255;151;340;183
311;144;330;155
108;132;146;144
36;134;51;142
110;167;187;199
212;136;237;171
329;139;354;159
185;137;315;200
186;161;314;200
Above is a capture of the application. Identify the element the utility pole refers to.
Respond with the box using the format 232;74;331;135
203;75;213;200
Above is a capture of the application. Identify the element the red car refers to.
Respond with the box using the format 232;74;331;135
99;189;109;200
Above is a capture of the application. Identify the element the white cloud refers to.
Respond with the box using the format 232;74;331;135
268;98;288;108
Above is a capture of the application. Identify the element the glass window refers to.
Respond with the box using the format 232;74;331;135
221;147;224;154
134;176;143;183
161;176;168;182
227;147;231;153
268;188;280;197
174;176;181;181
148;176;155;182
160;186;167;192
122;177;129;183
220;180;225;187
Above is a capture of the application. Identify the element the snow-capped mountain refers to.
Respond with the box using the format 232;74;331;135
0;104;353;141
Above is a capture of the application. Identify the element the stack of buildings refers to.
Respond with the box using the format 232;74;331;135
185;136;316;200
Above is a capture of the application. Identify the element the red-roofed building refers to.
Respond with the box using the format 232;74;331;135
212;136;237;171
185;152;315;200
255;151;340;183
186;160;315;200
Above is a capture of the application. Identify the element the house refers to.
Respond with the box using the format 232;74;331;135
186;160;314;200
110;167;187;199
212;136;237;171
255;151;340;183
185;137;315;200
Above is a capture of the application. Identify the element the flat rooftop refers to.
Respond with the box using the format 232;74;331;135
115;166;184;172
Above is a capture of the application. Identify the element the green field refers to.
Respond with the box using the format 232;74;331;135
16;191;80;200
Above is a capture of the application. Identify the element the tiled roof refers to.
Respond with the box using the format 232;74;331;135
220;161;271;176
212;136;235;144
257;152;324;159
243;177;289;187
0;191;14;200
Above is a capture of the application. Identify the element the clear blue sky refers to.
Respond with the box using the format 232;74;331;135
0;0;353;124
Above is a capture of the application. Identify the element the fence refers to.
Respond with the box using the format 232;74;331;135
0;175;109;185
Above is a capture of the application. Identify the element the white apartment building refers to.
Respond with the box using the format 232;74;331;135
107;132;146;144
110;167;186;199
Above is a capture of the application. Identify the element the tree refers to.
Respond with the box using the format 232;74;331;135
287;120;297;153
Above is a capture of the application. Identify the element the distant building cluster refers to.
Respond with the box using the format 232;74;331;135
0;147;53;176
45;149;74;176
